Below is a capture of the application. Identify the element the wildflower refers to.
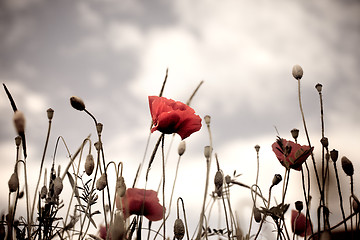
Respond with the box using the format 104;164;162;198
292;65;303;80
116;188;164;221
174;219;185;240
148;96;202;139
99;225;108;239
70;96;85;111
272;138;313;171
341;156;354;176
291;209;312;237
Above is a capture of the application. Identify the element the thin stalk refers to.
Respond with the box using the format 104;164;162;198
301;167;314;237
161;135;166;240
221;193;231;240
248;149;260;236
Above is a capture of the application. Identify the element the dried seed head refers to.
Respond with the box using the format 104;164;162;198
315;83;323;93
272;174;282;186
292;65;303;80
85;154;95;176
40;185;47;199
178;141;186;156
341;156;354;176
253;207;262;223
8;172;19;192
54;177;63;196
214;170;224;190
320;137;329;149
295;201;303;212
47;108;54;120
204;115;211;125
15;136;22;147
330;149;338;162
173;218;185;240
225;175;232;185
204;146;212;159
290;128;299;140
70;96;85;111
116;176;126;197
110;212;125;240
254;145;260;153
94;141;102;151
96;123;103;135
13;111;25;134
96;173;107;190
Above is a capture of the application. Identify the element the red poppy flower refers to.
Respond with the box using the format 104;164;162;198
116;188;164;221
272;137;313;171
291;210;312;237
99;225;108;239
148;96;202;140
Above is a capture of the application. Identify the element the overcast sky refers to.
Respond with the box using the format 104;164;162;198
1;0;359;238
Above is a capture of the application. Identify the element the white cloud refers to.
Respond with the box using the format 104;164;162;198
106;22;144;52
77;1;103;29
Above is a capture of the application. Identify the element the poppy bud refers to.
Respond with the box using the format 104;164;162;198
214;170;224;190
272;174;282;186
85;154;95;176
40;185;47;199
204;115;211;125
315;83;323;93
254;145;260;153
70;96;85;111
54;177;63;196
15;136;21;146
8;172;19;192
204;146;212;159
174;218;185;240
253;207;262;223
291;128;299;140
225;175;231;185
47;108;54;120
178;141;186;156
96;123;103;135
320;137;329;149
352;196;360;213
116;176;126;197
330;149;338;162
18;191;24;199
341;156;354;176
295;201;303;212
96;173;107;190
292;65;303;80
110;212;125;240
13;111;25;134
94;141;102;151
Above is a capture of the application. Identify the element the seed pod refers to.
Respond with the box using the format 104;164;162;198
320;137;329;149
254;145;260;153
173;218;185;240
291;128;299;140
15;136;22;146
116;176;126;197
204;146;212;159
292;65;303;80
295;201;303;212
110;213;125;240
8;172;19;192
96;123;103;135
85;154;95;176
253;207;262;223
54;177;63;196
70;96;85;111
330;149;338;162
96;173;107;190
272;174;282;186
204;115;211;125
225;175;232;185
13;111;25;134
94;141;102;151
315;83;323;93
214;170;224;190
40;185;47;199
341;156;354;176
178;141;186;156
47;108;54;120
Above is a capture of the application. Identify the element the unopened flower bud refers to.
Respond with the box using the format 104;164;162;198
214;170;224;190
96;173;107;190
292;65;303;80
85;154;95;176
13;111;25;134
253;207;262;223
54;177;63;196
320;137;329;149
15;136;21;146
204;146;212;159
116;176;126;197
330;149;338;162
352;196;360;213
18;191;24;199
40;185;47;199
291;128;299;140
225;175;232;185
254;145;260;153
178;141;186;156
315;83;323;93
341;156;354;176
174;218;185;240
47;108;54;120
204;115;211;125
96;123;103;135
8;172;19;192
70;96;85;111
295;201;303;212
272;174;282;186
110;213;125;240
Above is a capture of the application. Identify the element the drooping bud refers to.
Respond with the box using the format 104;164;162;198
8;172;19;192
70;96;85;111
96;173;107;190
47;108;54;120
295;201;303;212
254;145;260;153
53;177;63;196
13;111;25;134
178;141;186;156
352;196;360;213
320;137;329;149
173;218;185;240
116;176;126;197
272;174;282;186
225;175;232;185
292;65;303;80
15;136;21;146
315;83;323;93
204;115;211;125
85;154;95;176
204;146;212;159
291;128;299;141
330;149;338;162
214;170;224;190
96;123;103;135
40;185;47;199
253;207;262;223
341;156;354;176
110;212;125;240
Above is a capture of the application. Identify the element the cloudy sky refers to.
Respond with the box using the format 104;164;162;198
1;0;359;238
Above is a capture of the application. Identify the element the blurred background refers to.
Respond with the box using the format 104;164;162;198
1;0;359;238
